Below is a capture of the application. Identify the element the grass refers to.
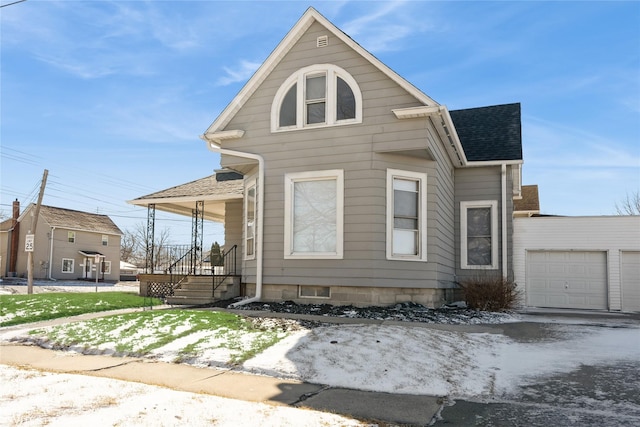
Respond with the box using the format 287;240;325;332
0;292;162;327
27;310;288;365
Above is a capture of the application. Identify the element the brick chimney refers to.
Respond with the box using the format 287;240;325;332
8;199;20;275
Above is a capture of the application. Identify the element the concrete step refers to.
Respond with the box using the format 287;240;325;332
165;296;218;306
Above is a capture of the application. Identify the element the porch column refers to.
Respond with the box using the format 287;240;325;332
146;204;155;274
192;201;204;272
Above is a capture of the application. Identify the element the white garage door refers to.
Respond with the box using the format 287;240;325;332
527;251;608;310
621;251;640;312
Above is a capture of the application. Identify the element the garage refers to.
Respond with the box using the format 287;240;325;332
527;251;608;310
621;251;640;312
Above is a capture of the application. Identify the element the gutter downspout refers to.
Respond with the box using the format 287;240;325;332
48;226;56;280
200;134;264;307
501;164;508;278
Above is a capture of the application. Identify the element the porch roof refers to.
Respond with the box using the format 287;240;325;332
127;174;243;222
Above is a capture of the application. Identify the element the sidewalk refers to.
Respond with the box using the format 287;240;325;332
0;343;442;426
0;308;450;426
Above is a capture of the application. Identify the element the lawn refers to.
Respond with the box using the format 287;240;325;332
0;292;162;327
27;310;288;365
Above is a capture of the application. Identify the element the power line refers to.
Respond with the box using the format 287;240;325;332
0;0;27;9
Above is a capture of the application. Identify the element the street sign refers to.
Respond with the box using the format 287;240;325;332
25;234;34;252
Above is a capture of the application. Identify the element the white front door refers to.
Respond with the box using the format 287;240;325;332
85;259;92;279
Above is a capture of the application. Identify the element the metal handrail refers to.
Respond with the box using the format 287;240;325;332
169;246;198;291
213;245;237;297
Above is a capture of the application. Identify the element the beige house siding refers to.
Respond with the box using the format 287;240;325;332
454;166;514;282
221;21;457;302
13;225;121;281
9;205;122;281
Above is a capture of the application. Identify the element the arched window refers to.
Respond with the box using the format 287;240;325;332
272;64;362;132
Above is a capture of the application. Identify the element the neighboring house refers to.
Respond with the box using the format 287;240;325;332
0;217;12;278
1;203;122;281
513;185;540;217
131;7;523;308
514;215;640;312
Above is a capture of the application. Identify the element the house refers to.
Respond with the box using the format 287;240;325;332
513;185;540;217
1;202;122;281
132;7;523;307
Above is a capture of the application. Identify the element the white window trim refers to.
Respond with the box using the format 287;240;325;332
102;261;111;274
244;177;257;260
68;231;75;243
284;169;344;259
271;64;362;132
460;200;499;269
386;169;428;261
102;235;108;246
61;258;74;274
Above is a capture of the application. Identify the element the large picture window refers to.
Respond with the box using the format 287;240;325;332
386;169;427;261
284;170;344;259
272;64;361;131
461;200;498;269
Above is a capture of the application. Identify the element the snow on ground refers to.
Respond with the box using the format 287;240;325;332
0;365;365;427
242;321;640;398
2;281;639;424
0;280;139;295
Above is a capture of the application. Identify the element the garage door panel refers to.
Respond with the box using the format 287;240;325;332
527;251;607;310
621;251;640;312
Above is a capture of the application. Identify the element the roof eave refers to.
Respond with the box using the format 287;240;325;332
205;7;439;135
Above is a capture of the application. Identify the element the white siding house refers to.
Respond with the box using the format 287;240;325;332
514;216;640;312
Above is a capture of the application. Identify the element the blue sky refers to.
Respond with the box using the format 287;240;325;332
1;0;639;246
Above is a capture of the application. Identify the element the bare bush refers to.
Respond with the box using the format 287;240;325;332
458;275;521;311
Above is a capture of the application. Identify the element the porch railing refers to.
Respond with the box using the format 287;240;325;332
213;245;237;297
168;245;199;291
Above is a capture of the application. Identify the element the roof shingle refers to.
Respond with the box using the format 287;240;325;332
36;205;122;235
450;103;522;162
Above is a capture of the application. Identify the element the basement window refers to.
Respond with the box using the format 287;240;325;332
299;285;331;298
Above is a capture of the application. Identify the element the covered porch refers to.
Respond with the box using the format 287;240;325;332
127;171;245;304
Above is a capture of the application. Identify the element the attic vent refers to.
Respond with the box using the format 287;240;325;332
317;35;328;48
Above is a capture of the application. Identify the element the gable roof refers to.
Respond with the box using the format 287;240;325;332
204;7;438;136
19;205;122;235
450;103;523;162
514;185;540;213
0;218;14;232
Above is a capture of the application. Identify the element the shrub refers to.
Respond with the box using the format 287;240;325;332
458;275;521;311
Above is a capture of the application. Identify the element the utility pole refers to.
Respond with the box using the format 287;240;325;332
27;169;48;295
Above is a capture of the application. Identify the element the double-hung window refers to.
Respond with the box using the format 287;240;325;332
62;258;74;273
460;200;498;269
68;231;75;243
386;169;427;261
244;179;257;260
284;170;344;259
273;64;361;131
102;235;108;246
102;261;111;274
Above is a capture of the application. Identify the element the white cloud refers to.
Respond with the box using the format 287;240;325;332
339;0;431;52
216;60;262;86
524;116;639;169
